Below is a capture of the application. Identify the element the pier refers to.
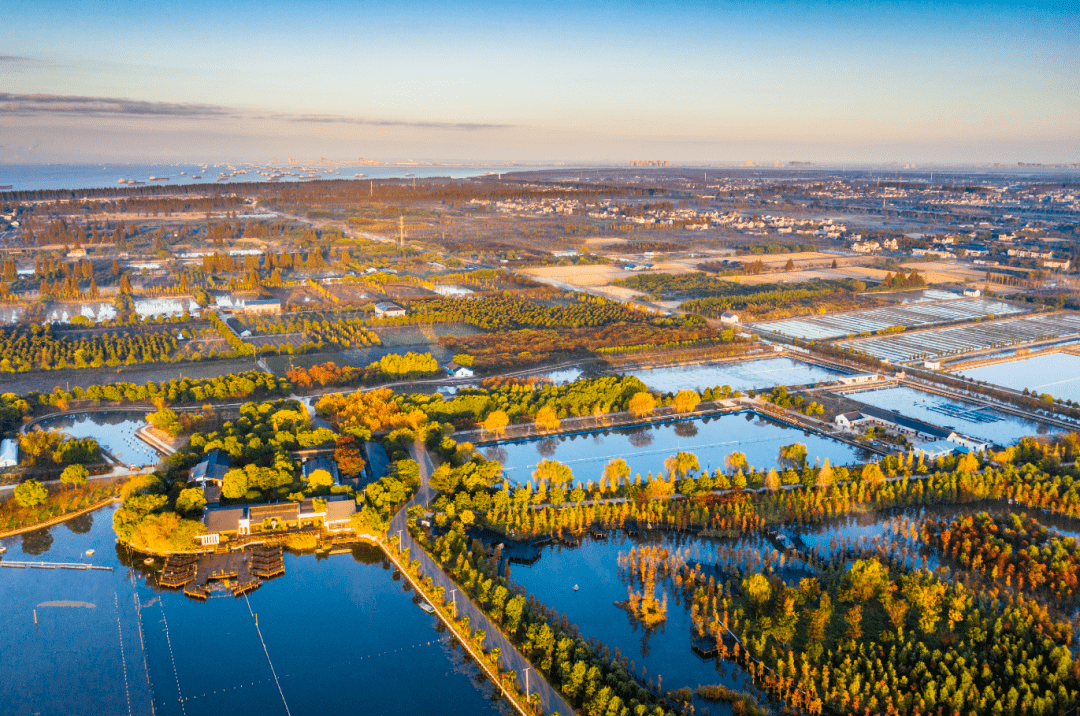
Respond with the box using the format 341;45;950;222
0;560;113;571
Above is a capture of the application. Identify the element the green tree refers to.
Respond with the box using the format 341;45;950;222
60;463;89;488
175;487;207;516
14;479;48;507
533;459;573;488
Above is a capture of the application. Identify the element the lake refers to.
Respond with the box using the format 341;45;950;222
843;385;1057;446
0;504;511;716
488;412;868;486
37;411;160;467
958;352;1080;404
629;357;844;394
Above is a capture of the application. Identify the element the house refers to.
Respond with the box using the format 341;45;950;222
66;247;87;259
923;360;942;370
446;361;474;379
720;312;740;325
200;507;250;545
323;499;357;532
241;299;281;314
836;373;881;386
190;450;231;486
249;503;300;530
373;302;405;318
834;411;870;430
948;433;993;453
1042;258;1071;271
0;438;17;468
856;406;955;441
962;287;982;298
303;456;340;485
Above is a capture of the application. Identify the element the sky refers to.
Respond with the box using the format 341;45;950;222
2;0;1077;165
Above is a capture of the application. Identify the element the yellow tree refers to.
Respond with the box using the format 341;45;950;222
482;410;509;437
672;390;700;414
534;405;561;432
628;391;656;418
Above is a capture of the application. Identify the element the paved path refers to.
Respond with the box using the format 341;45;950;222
391;444;575;716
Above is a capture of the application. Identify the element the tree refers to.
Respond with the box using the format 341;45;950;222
175;487;207;516
628;391;656;418
778;443;808;470
334;435;367;478
764;468;781;492
784;258;795;272
147;408;182;436
60;464;89;488
534;405;561;432
672;390;700;414
307;469;334;490
861;462;886;484
482;410;509;437
533;459;572;488
221;468;248;500
452;353;474;367
664;451;699;479
744;573;772;614
603;458;630;488
725;451;747;474
14;479;48;507
815;459;834;488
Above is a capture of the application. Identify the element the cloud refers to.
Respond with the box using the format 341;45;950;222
0;92;514;132
0;56;32;63
0;93;233;117
284;114;514;131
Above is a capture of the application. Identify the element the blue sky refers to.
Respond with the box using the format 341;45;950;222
2;0;1077;163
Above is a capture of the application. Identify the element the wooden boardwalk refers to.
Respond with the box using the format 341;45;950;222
0;560;113;571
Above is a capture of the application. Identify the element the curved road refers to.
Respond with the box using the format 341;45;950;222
391;444;575;716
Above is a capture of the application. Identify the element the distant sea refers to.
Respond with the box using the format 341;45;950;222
0;163;559;192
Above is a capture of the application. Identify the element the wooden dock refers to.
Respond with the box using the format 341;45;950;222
249;545;285;579
0;560;113;571
159;554;198;588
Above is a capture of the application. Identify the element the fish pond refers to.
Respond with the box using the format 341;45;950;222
0;504;511;716
844;385;1058;446
37;410;160;467
958;352;1080;404
488;412;869;486
629;357;844;394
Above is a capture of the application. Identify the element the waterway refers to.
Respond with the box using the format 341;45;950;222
37;411;160;467
958;352;1080;404
844;385;1058;446
629;357;843;394
0;505;511;716
490;412;869;486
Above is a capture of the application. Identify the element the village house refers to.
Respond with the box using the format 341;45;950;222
373;302;406;318
720;312;740;325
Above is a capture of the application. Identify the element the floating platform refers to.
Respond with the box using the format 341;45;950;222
184;584;208;600
232;579;261;597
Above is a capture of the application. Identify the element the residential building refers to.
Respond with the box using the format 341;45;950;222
373;302;406;318
446;361;475;379
720;312;740;325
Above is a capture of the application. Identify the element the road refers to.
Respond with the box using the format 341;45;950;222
391;444;575;716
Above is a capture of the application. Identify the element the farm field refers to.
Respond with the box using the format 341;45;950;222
756;297;1026;340
835;312;1080;362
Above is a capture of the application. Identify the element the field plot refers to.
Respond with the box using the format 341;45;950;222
755;297;1025;340
836;312;1080;362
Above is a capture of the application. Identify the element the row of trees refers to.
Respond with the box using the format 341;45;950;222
0;324;183;372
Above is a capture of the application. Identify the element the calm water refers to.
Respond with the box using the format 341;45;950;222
38;411;160;467
0;504;511;716
0;163;562;192
510;533;759;716
958;353;1080;404
844;385;1057;446
490;412;866;486
629;357;843;394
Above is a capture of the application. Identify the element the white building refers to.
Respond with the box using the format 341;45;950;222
446;361;474;379
836;373;881;386
962;287;982;298
720;312;740;325
373;302;406;318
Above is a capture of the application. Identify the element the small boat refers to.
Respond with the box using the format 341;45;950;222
419;601;435;613
143;557;154;565
85;549;95;557
573;584;579;592
0;546;7;554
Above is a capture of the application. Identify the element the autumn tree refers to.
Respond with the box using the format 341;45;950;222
482;410;509;437
672;390;700;414
628;391;656;418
